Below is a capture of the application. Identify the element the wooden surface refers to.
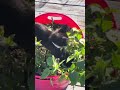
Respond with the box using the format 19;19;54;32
35;0;120;30
35;0;85;30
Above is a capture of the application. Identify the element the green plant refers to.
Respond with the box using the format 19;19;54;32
35;26;85;87
86;4;120;90
61;28;85;86
0;26;34;90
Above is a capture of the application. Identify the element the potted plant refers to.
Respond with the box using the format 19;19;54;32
35;37;70;90
0;26;34;89
59;28;85;88
35;22;85;90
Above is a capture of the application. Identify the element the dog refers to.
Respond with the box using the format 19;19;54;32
35;22;73;67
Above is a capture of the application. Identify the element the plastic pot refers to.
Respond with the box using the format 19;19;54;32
35;12;80;29
35;75;70;90
86;0;117;28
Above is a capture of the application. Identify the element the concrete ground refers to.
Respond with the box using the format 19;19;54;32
66;83;85;90
66;85;85;90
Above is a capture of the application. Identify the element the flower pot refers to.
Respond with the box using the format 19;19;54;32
35;75;70;90
35;12;80;29
86;0;117;28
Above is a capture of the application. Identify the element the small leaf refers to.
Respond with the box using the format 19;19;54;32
69;64;76;71
95;18;113;32
41;68;50;79
94;60;107;80
77;61;85;71
112;52;120;69
79;71;85;87
69;72;79;85
66;54;74;63
0;26;4;36
102;20;113;32
47;57;53;66
66;32;71;36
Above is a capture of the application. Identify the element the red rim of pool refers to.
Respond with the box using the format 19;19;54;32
35;12;81;30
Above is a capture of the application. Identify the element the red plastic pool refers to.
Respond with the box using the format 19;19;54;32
35;12;80;29
35;75;69;90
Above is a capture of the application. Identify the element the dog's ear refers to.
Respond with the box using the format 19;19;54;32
50;24;70;38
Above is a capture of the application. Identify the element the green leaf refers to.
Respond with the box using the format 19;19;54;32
59;60;65;65
69;63;76;71
66;32;71;36
66;54;74;63
81;48;85;55
76;61;85;71
52;56;59;71
74;33;82;40
86;72;94;80
112;52;120;69
102;20;113;32
47;57;53;66
79;71;85;87
95;18;113;32
69;72;79;85
0;26;4;36
41;68;51;79
115;41;120;49
94;60;107;80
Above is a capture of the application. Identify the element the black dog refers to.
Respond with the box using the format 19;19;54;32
35;22;72;67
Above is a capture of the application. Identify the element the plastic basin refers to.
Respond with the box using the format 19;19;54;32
35;75;70;90
35;12;80;29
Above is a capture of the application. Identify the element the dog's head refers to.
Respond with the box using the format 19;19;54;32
49;24;71;47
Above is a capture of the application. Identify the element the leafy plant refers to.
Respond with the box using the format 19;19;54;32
35;26;85;87
0;25;34;90
86;4;120;90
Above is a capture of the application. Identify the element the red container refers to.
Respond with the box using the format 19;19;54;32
86;0;117;28
35;12;80;29
35;75;70;90
35;12;85;38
